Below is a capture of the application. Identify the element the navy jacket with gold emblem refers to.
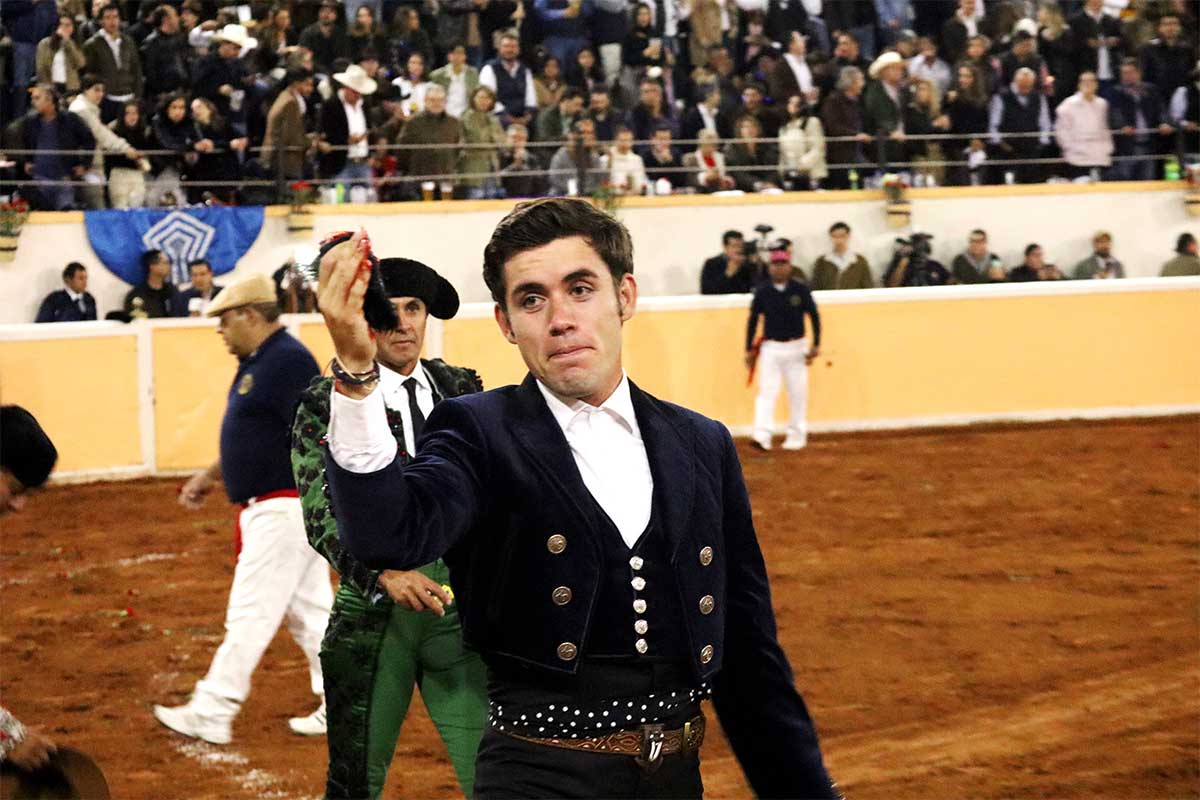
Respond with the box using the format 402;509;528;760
326;374;836;798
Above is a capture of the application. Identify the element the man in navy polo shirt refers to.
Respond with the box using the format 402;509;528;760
154;274;332;745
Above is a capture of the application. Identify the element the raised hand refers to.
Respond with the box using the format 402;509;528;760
317;230;377;373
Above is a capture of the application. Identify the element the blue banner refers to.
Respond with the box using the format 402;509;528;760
85;206;265;286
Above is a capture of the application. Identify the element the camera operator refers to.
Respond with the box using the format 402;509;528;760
884;232;950;287
700;229;759;294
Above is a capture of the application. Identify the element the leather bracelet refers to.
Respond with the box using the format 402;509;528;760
330;357;380;387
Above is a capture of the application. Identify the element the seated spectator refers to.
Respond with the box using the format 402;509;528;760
768;32;819;108
943;63;990;185
1053;71;1112;179
725;115;779;192
318;64;378;190
499;123;547;197
393;52;434;116
387;7;435;71
564;47;606;96
1072;231;1125;279
348;5;387;64
951;228;1006;283
149;91;195;206
260;68;315;184
140;4;191;105
548;116;603;195
536;86;585;141
820;66;869;189
700;230;757;294
1139;14;1191;100
642;124;682;189
189;97;247;204
68;75;143;208
180;259;224;316
124;249;186;318
459;86;506;198
778;94;827;190
35;14;87;97
36;262;97;323
1009;243;1066;281
299;0;351;76
605;126;647;194
904;78;951;185
20;85;95;211
811;222;874;290
106;100;154;208
83;3;143;123
430;44;481;119
988;67;1052;184
680;84;734;143
629;78;677;141
736;82;780;138
534;56;567;110
884;233;950;286
958;34;998;96
683;128;735;192
908;37;953;97
1108;58;1173;181
480;33;537;128
1160;233;1200;277
396;84;463;199
586;87;624;143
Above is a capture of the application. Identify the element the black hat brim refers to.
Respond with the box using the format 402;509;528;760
378;258;460;320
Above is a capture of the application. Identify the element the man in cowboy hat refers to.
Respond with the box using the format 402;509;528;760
155;274;332;745
292;255;488;799
194;23;257;122
863;49;910;167
317;64;378;190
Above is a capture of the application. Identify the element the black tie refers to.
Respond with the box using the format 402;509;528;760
403;377;426;445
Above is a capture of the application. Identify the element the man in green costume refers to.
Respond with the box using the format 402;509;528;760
291;254;487;799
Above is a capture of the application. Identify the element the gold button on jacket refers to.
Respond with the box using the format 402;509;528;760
699;546;714;566
699;644;714;664
552;586;573;605
547;534;567;554
557;642;578;661
699;595;715;615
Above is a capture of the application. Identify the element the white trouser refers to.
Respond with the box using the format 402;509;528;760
598;43;622;89
108;167;146;208
193;497;332;716
753;338;810;444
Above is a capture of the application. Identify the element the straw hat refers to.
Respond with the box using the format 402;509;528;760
333;64;378;96
868;50;904;79
206;274;277;317
213;23;257;50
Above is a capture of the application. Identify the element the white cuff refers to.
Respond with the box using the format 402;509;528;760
327;384;396;473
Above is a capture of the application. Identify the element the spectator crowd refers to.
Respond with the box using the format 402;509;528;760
1;0;1197;209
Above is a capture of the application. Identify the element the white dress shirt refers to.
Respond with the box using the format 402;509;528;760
328;362;436;471
445;67;470;118
328;370;653;549
340;90;369;160
784;52;814;95
51;48;67;84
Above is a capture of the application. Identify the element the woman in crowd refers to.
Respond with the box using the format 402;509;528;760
106;101;154;208
778;93;827;190
725;114;779;192
534;55;567;110
621;1;668;100
392;52;434;116
35;14;87;97
149;91;195;207
459;86;506;198
388;7;435;74
565;46;606;95
683;128;735;192
254;6;298;73
904;77;950;184
943;64;990;185
188;96;248;204
350;5;389;65
1036;1;1075;106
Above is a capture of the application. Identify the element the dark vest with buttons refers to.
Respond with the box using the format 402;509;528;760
999;89;1041;156
487;58;530;118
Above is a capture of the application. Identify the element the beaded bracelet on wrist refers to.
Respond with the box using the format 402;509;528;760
330;358;380;387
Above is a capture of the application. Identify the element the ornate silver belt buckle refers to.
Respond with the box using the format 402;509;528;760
634;724;666;773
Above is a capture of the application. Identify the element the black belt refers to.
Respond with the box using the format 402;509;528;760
499;712;706;772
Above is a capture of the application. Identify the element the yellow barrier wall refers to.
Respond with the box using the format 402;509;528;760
151;324;237;471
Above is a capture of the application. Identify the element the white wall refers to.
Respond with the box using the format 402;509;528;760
2;184;1196;325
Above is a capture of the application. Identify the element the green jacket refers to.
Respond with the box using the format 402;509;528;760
811;254;874;290
1160;253;1200;277
291;359;483;598
429;63;480;99
458;108;505;187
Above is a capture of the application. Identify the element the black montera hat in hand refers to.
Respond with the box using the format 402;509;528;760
378;258;461;320
311;231;400;331
0;405;58;489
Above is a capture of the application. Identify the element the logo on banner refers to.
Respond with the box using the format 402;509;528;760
142;211;217;284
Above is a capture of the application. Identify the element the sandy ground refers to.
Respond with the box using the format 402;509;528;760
2;416;1197;799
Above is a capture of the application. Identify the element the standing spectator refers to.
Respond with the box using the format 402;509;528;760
590;0;627;87
188;97;247;204
20;85;95;210
824;0;880;61
547;116;602;195
1068;0;1121;92
299;0;351;76
818;31;871;98
254;6;299;74
107;100;153;208
821;65;869;189
35;14;86;97
480;33;537;127
680;83;734;142
586;87;624;142
1072;231;1125;279
687;0;738;69
433;0;480;70
622;3;667;83
769;31;819;107
1137;14;1191;100
765;0;813;52
393;52;434;116
811;221;873;290
944;64;990;184
908;37;952;96
140;4;190;105
958;34;998;95
904;78;950;184
147;91;193;206
988;67;1052;184
459;86;506;198
348;5;387;64
68;75;145;208
628;78;677;140
737;82;781;137
193;24;256;125
82;3;143;123
864;51;911;168
35;262;97;322
997;29;1049;90
396;84;463;199
536;85;584;140
261;68;315;182
534;0;593;68
317;64;377;191
499;123;547;197
1009;243;1066;281
3;0;58;118
951;228;1006;283
701;229;756;294
605;125;647;193
564;46;606;97
1108;58;1173;181
642;124;682;188
533;55;568;110
431;44;480;119
387;7;435;71
1037;1;1076;105
725;115;779;192
179;258;224;316
746;245;821;450
1054;71;1113;178
1168;65;1199;163
778;93;827;190
1160;233;1200;277
683;128;735;191
124;249;186;318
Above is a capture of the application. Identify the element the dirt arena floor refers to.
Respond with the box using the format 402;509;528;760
3;415;1197;799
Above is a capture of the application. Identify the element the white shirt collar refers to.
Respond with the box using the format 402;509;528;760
65;286;84;302
826;249;855;268
536;372;638;436
380;360;430;400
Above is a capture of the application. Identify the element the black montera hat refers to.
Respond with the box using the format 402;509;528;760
0;405;58;489
378;258;460;320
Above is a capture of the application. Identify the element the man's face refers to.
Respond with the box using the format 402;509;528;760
449;46;466;67
711;48;733;74
1026;248;1044;269
1121;64;1139;86
562;95;584;117
509;126;528;147
789;32;806;56
577;121;596;147
741;87;762;109
590;92;610;113
767;257;792;282
343;86;362;105
881;63;903;85
1094;236;1111;257
961;0;976;16
640;83;661;108
149;255;171;281
1015;71;1036;94
190;263;213;291
835;35;858;60
217;308;258;356
499;37;519;60
615;130;633;153
652;128;671;148
967;232;987;258
67;268;88;293
1079;73;1098;98
723;237;744;260
296;77;315;98
0;469;29;516
425;90;446;114
830;228;849;252
375;297;428;373
319;5;337;24
218;40;240;59
102;8;121;34
493;236;636;406
966;37;985;59
1013;38;1033;58
85;82;105;104
160;7;179;33
1159;16;1180;40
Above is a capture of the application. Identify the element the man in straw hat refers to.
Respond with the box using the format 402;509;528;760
292;252;488;799
194;23;257;122
863;49;910;166
154;274;332;744
317;64;378;191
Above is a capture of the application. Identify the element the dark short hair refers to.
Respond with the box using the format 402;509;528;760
589;86;610;97
248;302;281;322
141;249;165;275
651;122;673;135
970;228;987;239
483;198;633;308
1120;56;1140;70
81;73;104;92
188;258;212;272
151;4;174;27
742;82;766;95
100;2;121;17
829;221;850;235
286;66;314;85
63;262;86;280
722;230;744;245
1024;243;1041;257
1176;232;1195;254
561;87;585;104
